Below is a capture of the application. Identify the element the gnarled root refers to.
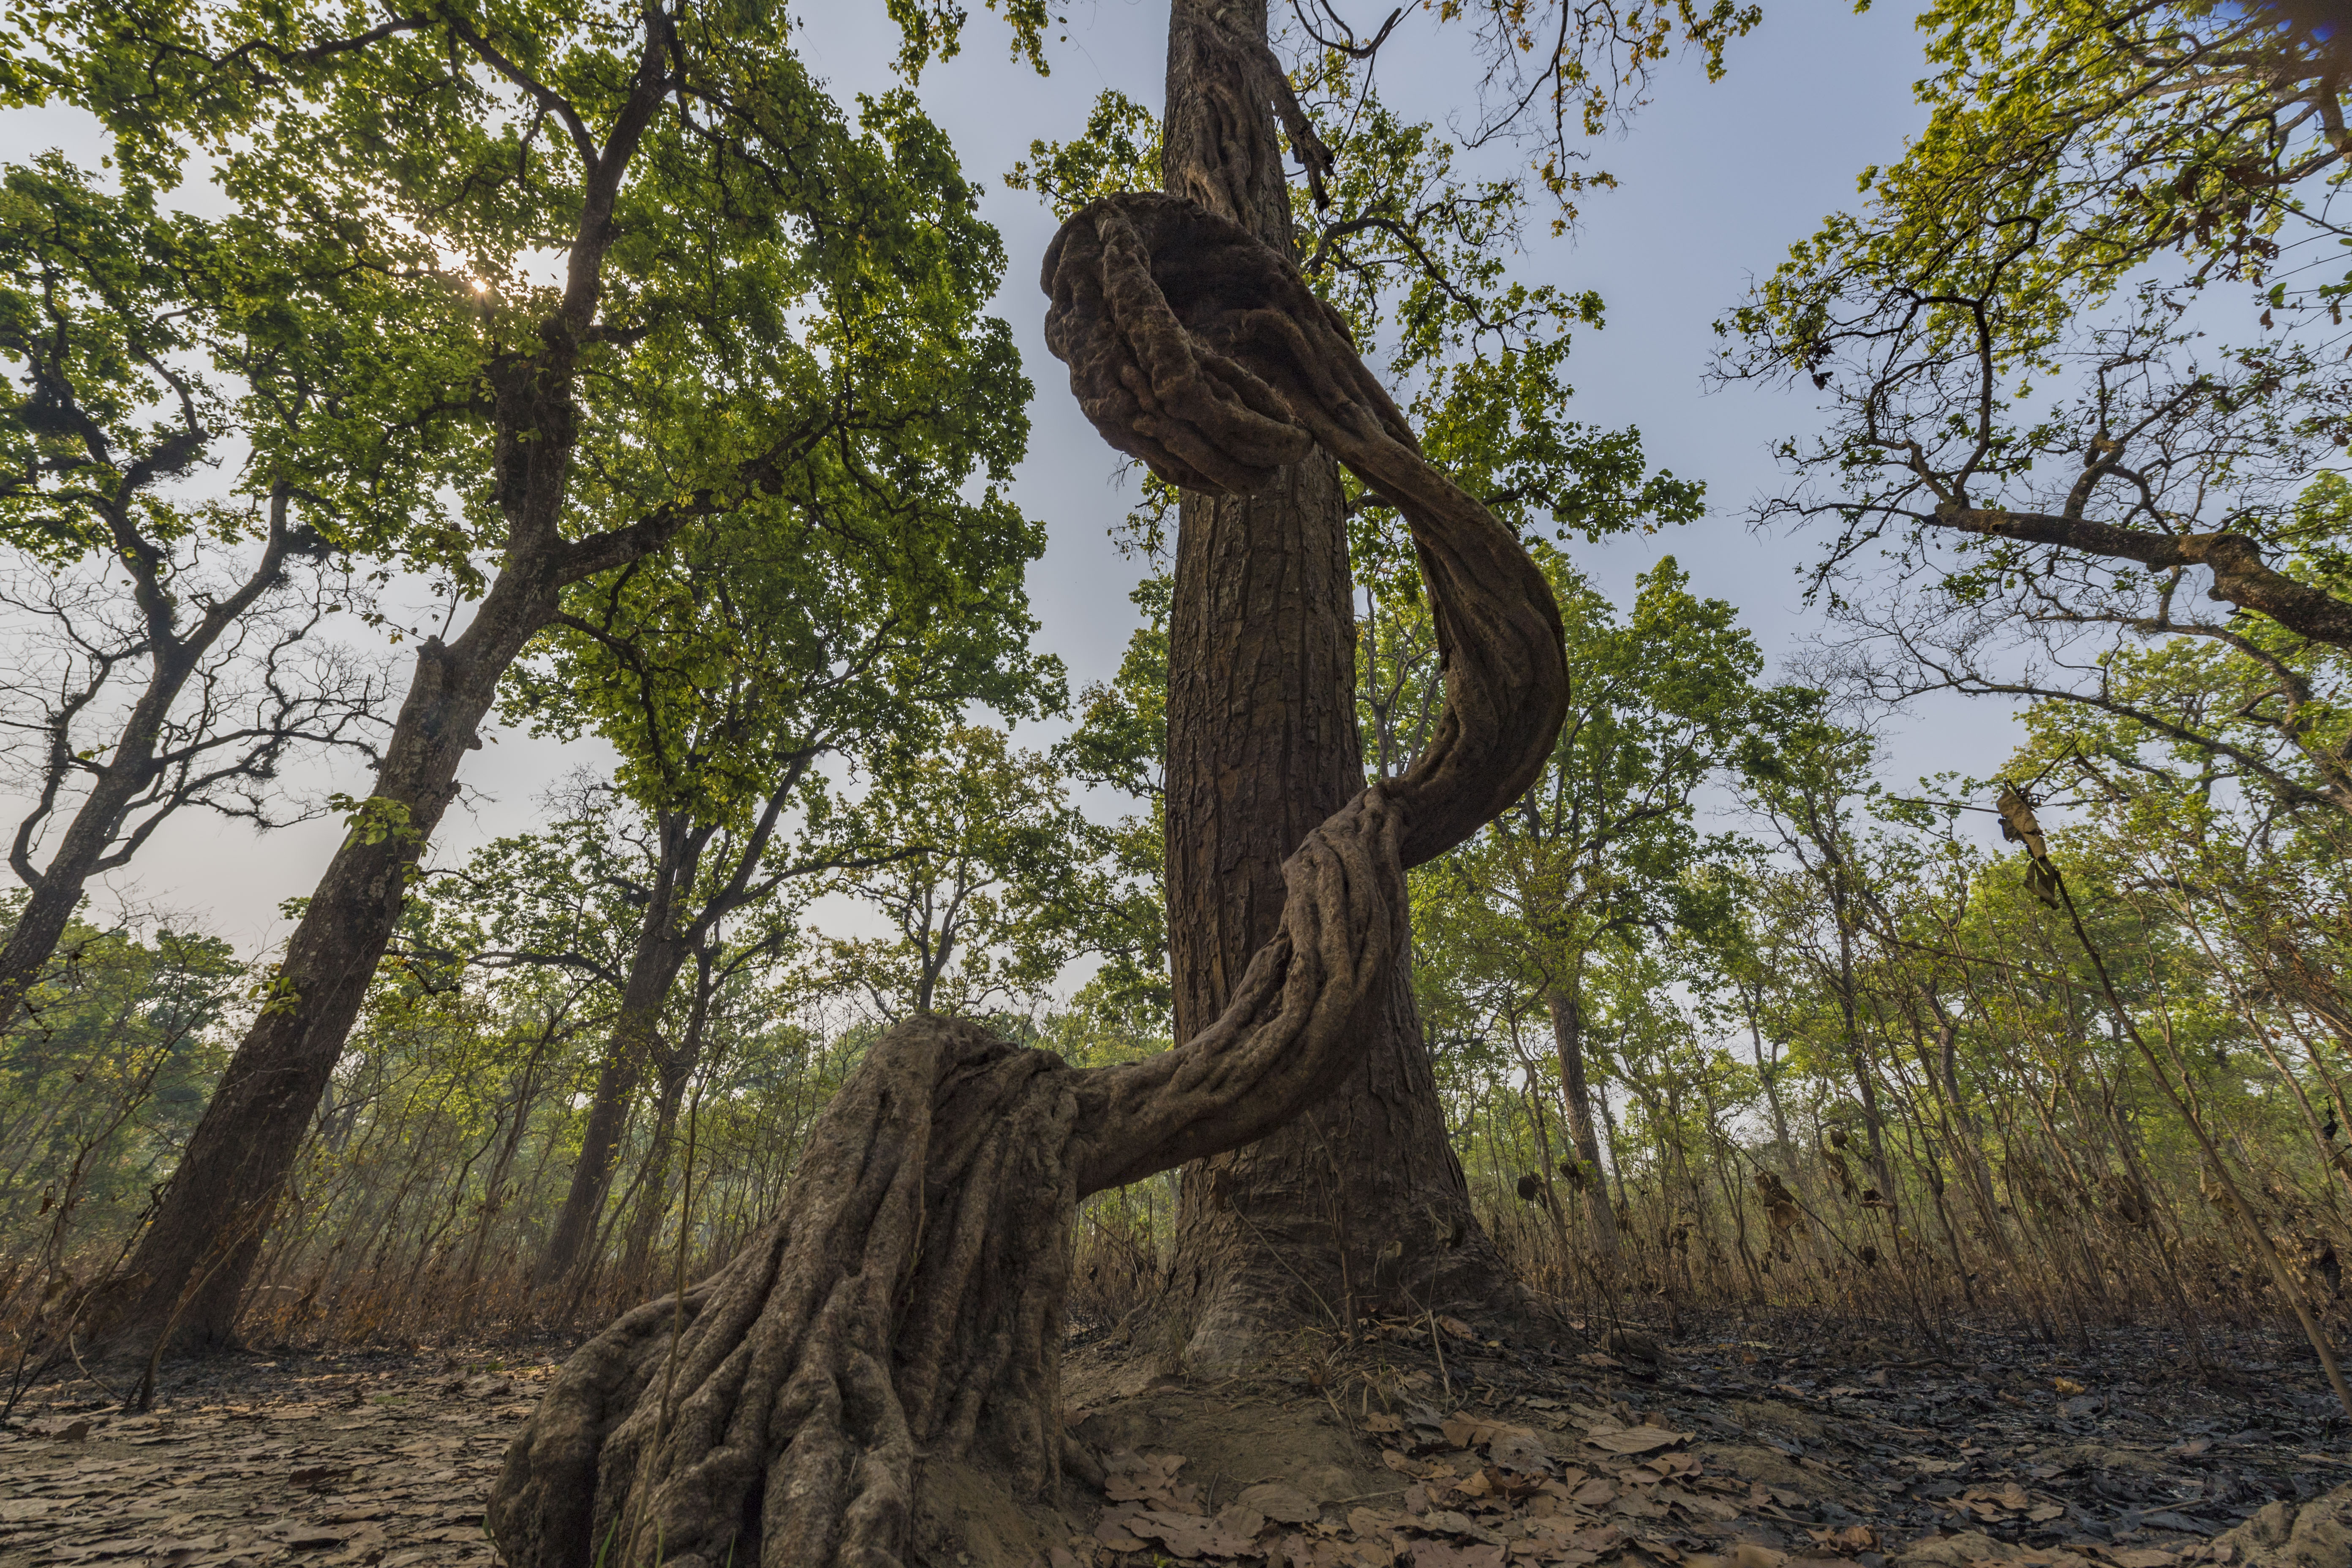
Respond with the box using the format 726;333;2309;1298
487;1019;1080;1568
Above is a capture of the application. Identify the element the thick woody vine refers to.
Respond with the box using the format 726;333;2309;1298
483;192;1571;1568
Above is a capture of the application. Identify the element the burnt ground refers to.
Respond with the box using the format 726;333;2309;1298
0;1312;2342;1568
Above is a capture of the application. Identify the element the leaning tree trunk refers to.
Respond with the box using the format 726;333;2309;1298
103;512;574;1352
1152;0;1510;1371
0;724;177;1032
489;190;1571;1568
535;916;696;1291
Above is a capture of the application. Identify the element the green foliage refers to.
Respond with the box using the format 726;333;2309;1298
5;0;1034;616
0;152;452;570
0;907;241;1254
821;725;1109;1022
1411;555;1786;1028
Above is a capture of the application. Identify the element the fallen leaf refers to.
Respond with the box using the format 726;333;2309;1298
1487;1424;1553;1475
1215;1502;1267;1540
1589;1427;1688;1455
1127;1506;1259;1559
1239;1483;1323;1526
1417;1509;1505;1546
1366;1412;1405;1433
1807;1524;1878;1555
1094;1509;1147;1552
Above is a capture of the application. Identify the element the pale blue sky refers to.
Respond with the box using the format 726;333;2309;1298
0;2;2023;952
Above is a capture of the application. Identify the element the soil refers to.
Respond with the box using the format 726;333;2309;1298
0;1312;2343;1568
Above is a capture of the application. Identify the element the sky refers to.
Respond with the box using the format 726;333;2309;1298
0;0;2028;957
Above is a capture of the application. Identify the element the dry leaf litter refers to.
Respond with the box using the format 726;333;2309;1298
0;1315;2345;1567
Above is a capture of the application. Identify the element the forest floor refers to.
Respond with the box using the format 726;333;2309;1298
0;1309;2346;1568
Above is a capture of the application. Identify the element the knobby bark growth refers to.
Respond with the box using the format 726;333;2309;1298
486;192;1569;1568
1156;0;1513;1368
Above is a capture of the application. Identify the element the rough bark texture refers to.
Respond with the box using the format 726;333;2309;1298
488;191;1571;1568
1155;0;1510;1369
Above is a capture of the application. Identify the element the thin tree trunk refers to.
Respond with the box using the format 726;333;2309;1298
0;492;308;1032
1546;986;1619;1264
618;962;716;1283
534;922;695;1288
1153;0;1508;1370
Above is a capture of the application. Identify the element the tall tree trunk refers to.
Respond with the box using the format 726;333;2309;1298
533;822;702;1289
1546;987;1619;1263
105;566;563;1352
100;328;625;1353
1154;0;1509;1369
491;188;1573;1561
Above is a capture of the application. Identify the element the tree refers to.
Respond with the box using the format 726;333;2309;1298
822;724;1098;1021
509;485;1059;1291
488;183;1568;1568
1726;0;2352;789
1413;557;1776;1258
16;0;1032;1352
1010;5;1709;1359
0;156;408;1032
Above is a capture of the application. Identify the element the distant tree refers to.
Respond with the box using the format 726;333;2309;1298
0;157;412;1031
1727;0;2352;781
822;725;1101;1022
20;0;1034;1352
508;499;1061;1290
1415;556;1780;1255
0;908;240;1285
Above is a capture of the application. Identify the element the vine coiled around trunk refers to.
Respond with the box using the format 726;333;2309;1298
485;192;1569;1568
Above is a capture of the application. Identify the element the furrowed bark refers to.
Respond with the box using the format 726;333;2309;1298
489;190;1570;1568
1154;0;1509;1369
107;548;569;1351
